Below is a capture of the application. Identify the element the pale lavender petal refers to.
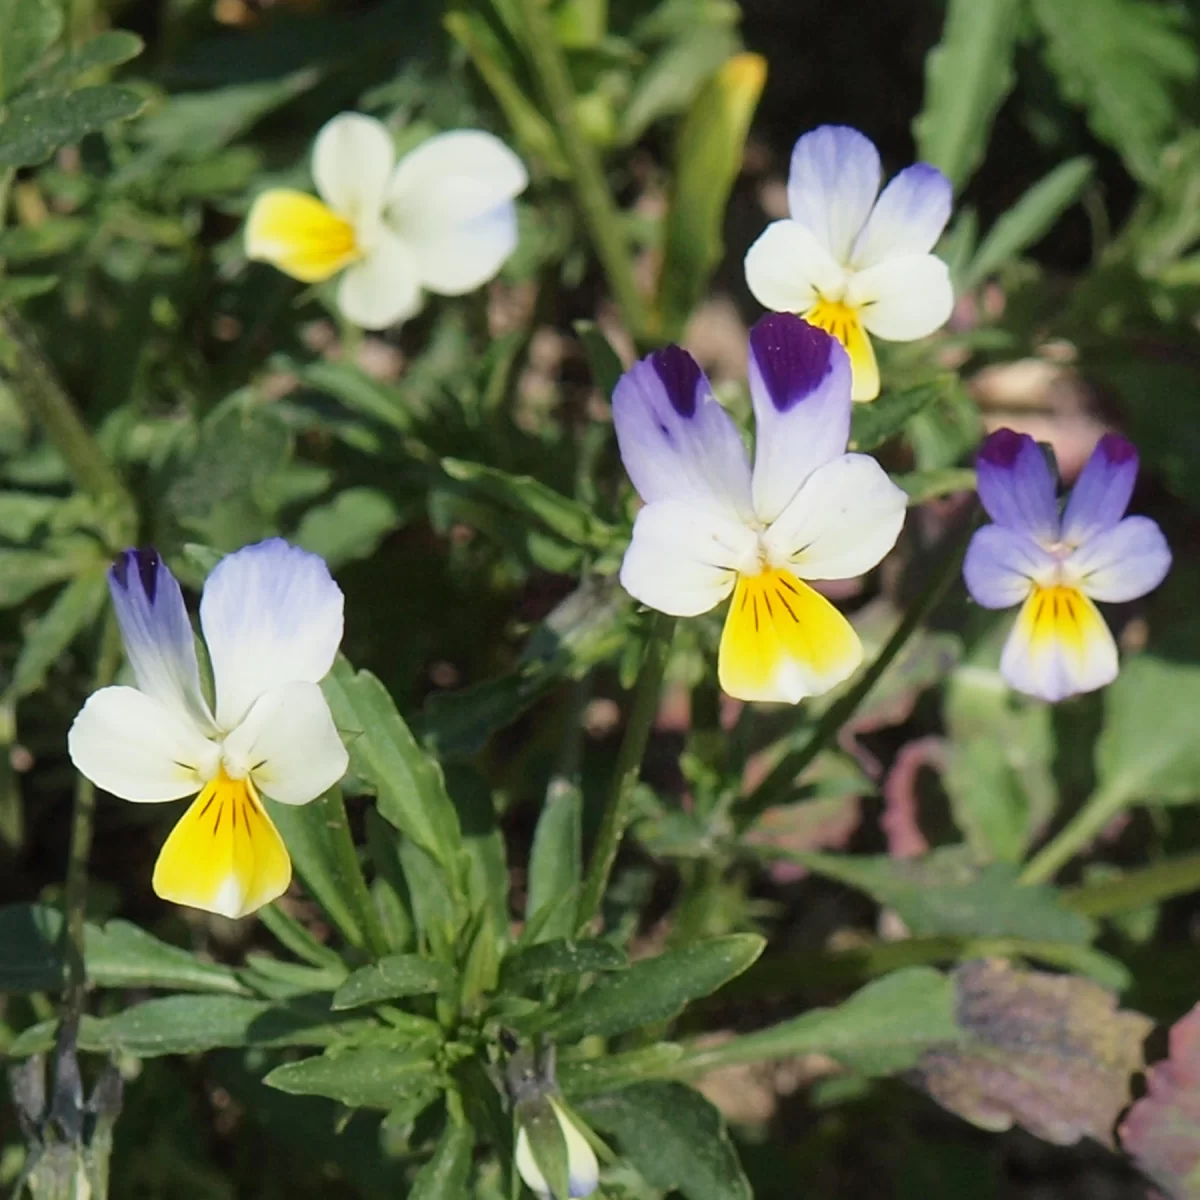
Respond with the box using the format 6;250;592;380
1068;515;1171;603
200;538;344;731
787;125;881;262
748;313;852;524
109;548;213;731
612;344;753;520
975;428;1059;542
850;163;953;268
1061;433;1139;544
963;525;1055;609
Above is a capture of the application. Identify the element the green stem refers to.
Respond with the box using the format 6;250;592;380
514;0;651;344
0;312;136;543
745;525;969;815
323;786;390;959
576;613;675;932
1018;784;1128;885
62;613;121;1003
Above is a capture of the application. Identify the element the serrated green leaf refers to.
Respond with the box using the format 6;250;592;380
913;0;1022;188
264;1046;440;1109
966;157;1094;288
0;85;144;167
1033;0;1198;183
580;1082;750;1200
322;657;463;871
501;938;626;988
332;954;457;1010
543;934;764;1041
849;378;953;452
7;568;106;700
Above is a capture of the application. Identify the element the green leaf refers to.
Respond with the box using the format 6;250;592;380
0;0;62;99
440;458;614;550
913;0;1022;188
1032;0;1198;183
573;319;626;399
409;1117;475;1200
849;378;953;453
294;487;402;569
32;30;143;90
0;903;248;995
0;545;99;608
332;954;457;1010
544;934;764;1041
965;157;1095;288
619;26;740;145
0;85;144;168
7;568;106;701
681;967;959;1077
580;1082;750;1200
265;790;379;953
657;53;766;338
322;657;462;869
1095;654;1200;808
525;777;584;941
501;938;626;988
0;274;57;303
893;467;977;505
0;491;59;538
264;1046;441;1110
794;847;1095;944
559;1043;686;1098
9;995;365;1058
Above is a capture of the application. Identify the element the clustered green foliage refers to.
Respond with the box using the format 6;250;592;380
5;0;1200;1197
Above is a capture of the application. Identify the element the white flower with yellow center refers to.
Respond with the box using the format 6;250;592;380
615;313;907;704
67;539;349;918
744;124;954;402
245;112;528;330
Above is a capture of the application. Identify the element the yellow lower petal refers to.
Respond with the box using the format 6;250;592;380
1003;583;1118;701
245;189;360;282
804;297;880;402
152;770;291;918
718;568;862;703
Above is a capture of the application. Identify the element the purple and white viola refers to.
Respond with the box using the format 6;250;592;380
964;429;1171;702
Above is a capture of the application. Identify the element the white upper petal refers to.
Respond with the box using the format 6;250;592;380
744;220;846;313
337;228;423;330
747;314;853;525
787;125;881;262
312;113;394;230
847;253;954;341
200;539;344;731
619;500;756;617
222;681;348;806
407;201;518;296
389;129;528;234
68;686;218;802
762;453;907;579
851;163;953;268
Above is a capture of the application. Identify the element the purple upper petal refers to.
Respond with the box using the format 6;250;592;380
975;429;1059;543
748;314;852;524
1061;433;1139;545
963;525;1055;610
1068;515;1171;603
109;548;213;730
612;345;753;520
787;125;881;262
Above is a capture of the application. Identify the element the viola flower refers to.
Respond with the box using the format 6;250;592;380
964;429;1171;702
67;540;349;918
515;1098;600;1199
245;112;528;330
743;125;954;402
614;312;907;704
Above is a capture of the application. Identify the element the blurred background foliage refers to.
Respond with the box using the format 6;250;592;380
5;0;1200;1196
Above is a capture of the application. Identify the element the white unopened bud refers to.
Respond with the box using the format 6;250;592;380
515;1098;599;1199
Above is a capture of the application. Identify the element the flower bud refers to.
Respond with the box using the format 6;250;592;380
515;1096;599;1199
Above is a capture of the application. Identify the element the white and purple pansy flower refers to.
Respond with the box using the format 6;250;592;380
963;429;1172;702
613;312;908;704
744;124;954;402
67;539;349;918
